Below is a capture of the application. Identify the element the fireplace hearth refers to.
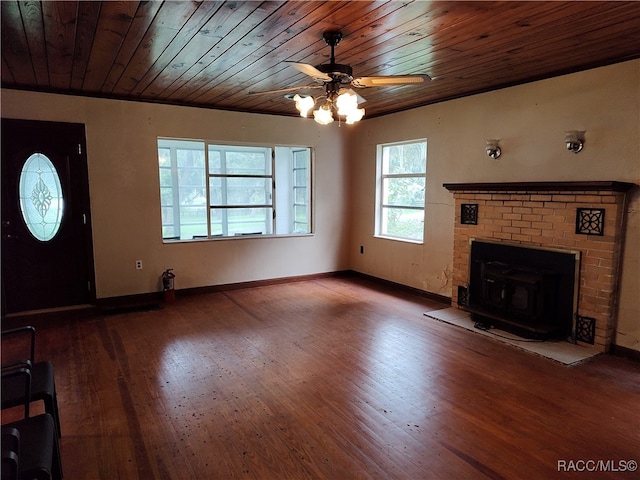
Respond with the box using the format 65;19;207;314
466;240;578;340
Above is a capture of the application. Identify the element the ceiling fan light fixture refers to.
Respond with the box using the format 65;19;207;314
257;31;429;124
293;94;315;118
313;103;334;125
345;108;365;124
336;91;358;116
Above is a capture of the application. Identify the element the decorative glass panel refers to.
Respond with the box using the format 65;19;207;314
19;153;64;241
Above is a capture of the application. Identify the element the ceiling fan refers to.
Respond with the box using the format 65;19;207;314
249;31;431;124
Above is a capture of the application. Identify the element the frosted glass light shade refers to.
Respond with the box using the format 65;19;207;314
336;91;358;116
313;104;334;125
345;108;365;124
293;94;315;118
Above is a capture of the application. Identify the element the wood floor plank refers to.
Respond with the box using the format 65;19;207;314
4;276;639;479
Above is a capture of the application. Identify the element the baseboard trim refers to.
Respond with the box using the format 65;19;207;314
95;270;450;311
349;271;451;306
95;292;163;310
610;344;640;362
1;304;97;330
94;271;351;310
175;271;349;297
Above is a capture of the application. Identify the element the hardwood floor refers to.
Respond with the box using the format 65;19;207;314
4;276;639;479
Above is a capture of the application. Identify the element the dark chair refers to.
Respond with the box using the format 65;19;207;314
1;327;62;437
1;367;62;480
2;426;20;479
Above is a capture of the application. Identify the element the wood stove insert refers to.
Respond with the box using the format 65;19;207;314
467;240;579;340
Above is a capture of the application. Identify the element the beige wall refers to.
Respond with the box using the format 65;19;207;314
348;59;639;351
1;92;350;298
2;59;638;351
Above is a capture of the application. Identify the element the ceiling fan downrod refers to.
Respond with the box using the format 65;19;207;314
319;31;352;82
323;31;342;64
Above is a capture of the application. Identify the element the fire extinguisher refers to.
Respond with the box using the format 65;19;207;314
162;269;175;302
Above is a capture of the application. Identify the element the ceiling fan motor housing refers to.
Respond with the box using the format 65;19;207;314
318;31;353;84
317;63;353;84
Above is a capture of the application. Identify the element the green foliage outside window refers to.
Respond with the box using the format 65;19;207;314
378;141;427;242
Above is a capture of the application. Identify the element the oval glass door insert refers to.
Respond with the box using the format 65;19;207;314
19;153;64;241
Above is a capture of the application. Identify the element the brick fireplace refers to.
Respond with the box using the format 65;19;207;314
443;181;636;352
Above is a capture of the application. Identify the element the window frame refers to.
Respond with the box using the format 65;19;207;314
291;148;311;234
158;138;313;242
207;144;274;237
374;139;427;243
158;140;207;240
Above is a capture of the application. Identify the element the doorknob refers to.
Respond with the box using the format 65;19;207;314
3;234;19;240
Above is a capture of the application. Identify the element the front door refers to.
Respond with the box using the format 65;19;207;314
1;119;95;315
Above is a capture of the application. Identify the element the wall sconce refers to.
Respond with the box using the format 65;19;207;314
565;130;585;153
485;139;501;159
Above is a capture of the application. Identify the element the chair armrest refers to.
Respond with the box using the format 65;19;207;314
1;426;20;479
1;360;33;372
1;366;32;418
1;426;20;450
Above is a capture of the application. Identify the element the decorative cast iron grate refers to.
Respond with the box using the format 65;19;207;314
576;208;605;236
576;315;596;344
457;285;469;307
461;204;478;225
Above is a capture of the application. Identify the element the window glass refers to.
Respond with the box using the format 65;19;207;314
382;177;425;207
159;139;311;240
375;140;427;242
292;148;311;234
158;140;206;239
19;152;64;242
209;177;272;206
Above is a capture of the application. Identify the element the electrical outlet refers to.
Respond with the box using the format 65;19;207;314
136;260;143;270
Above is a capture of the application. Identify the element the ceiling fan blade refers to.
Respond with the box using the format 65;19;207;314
288;62;332;82
248;84;323;96
352;74;431;88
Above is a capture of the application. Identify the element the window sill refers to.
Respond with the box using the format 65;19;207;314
374;235;424;245
163;233;315;244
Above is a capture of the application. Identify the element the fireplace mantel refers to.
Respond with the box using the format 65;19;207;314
443;181;636;193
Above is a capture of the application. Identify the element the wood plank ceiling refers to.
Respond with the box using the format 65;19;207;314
2;1;640;119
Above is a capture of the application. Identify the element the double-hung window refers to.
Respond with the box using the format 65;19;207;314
159;139;311;241
375;139;427;242
208;145;273;236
